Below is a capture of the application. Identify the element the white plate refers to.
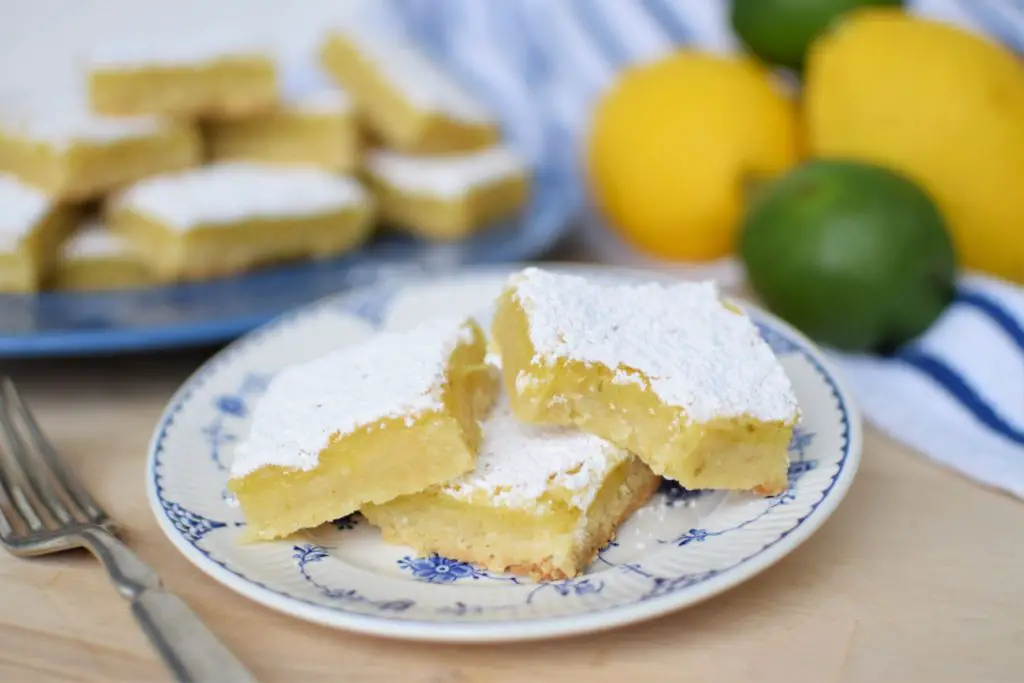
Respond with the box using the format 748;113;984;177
147;265;862;643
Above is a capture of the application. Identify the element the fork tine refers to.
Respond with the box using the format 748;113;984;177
0;382;73;526
1;378;107;526
0;472;20;540
0;426;46;533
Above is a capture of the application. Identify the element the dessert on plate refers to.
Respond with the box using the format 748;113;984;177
88;36;277;119
205;77;360;172
228;316;498;541
363;379;659;580
106;162;374;281
0;107;200;201
320;21;499;153
52;219;152;291
363;146;529;240
491;267;800;494
0;173;77;293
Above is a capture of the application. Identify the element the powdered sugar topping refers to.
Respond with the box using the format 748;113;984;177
366;147;525;199
280;64;353;114
442;390;630;511
90;32;272;69
61;220;132;260
230;315;478;478
511;268;799;424
0;96;165;148
115;162;367;230
0;174;50;252
290;87;352;114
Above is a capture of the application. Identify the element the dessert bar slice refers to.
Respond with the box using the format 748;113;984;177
106;162;374;281
0;109;200;201
0;174;76;293
492;268;800;494
88;36;277;118
363;385;659;580
229;316;498;541
52;219;152;291
205;80;359;172
320;21;498;153
364;146;529;240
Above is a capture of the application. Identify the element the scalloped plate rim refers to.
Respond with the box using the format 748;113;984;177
146;263;863;643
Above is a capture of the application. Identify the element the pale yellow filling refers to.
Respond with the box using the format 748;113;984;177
366;170;528;241
229;323;498;541
492;290;793;493
204;111;360;172
89;58;277;119
319;34;498;154
363;454;659;580
106;202;374;282
0;123;200;201
0;205;78;293
52;256;153;292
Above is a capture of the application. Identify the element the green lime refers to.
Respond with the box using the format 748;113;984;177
739;159;956;353
730;0;904;72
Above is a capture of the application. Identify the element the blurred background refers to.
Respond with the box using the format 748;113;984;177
0;0;1021;494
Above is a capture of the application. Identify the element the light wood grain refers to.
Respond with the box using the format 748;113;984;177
2;339;1023;683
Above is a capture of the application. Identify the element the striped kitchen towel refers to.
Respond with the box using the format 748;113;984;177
377;0;1024;498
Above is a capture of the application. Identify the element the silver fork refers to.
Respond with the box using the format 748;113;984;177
0;377;258;683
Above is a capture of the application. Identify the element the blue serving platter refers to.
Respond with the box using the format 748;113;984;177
0;170;577;357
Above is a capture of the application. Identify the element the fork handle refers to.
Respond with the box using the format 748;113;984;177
81;528;258;683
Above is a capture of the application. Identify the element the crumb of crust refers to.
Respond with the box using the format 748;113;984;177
753;483;786;496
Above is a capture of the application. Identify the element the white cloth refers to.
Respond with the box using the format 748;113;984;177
380;0;1024;498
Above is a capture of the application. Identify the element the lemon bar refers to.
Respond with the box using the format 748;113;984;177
364;386;659;580
106;162;374;281
52;219;152;292
0;109;200;201
228;316;499;541
320;23;499;153
492;268;800;494
0;174;76;292
88;36;277;119
205;83;359;171
364;146;529;240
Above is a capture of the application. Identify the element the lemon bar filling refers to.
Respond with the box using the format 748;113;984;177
53;220;151;291
0;103;200;200
493;267;800;494
320;18;498;152
363;389;659;580
0;174;71;292
88;34;277;118
364;146;529;239
206;70;359;171
107;162;373;279
228;316;497;541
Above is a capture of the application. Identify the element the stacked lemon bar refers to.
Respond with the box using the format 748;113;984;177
0;6;534;294
229;268;800;579
320;18;530;240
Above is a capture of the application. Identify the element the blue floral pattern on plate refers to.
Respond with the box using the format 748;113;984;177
146;266;860;642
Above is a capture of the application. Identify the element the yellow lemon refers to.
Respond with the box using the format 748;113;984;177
585;51;799;261
804;8;1024;283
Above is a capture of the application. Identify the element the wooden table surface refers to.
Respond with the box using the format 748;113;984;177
1;329;1023;682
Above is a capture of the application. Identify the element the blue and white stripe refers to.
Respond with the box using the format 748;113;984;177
383;0;1024;498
